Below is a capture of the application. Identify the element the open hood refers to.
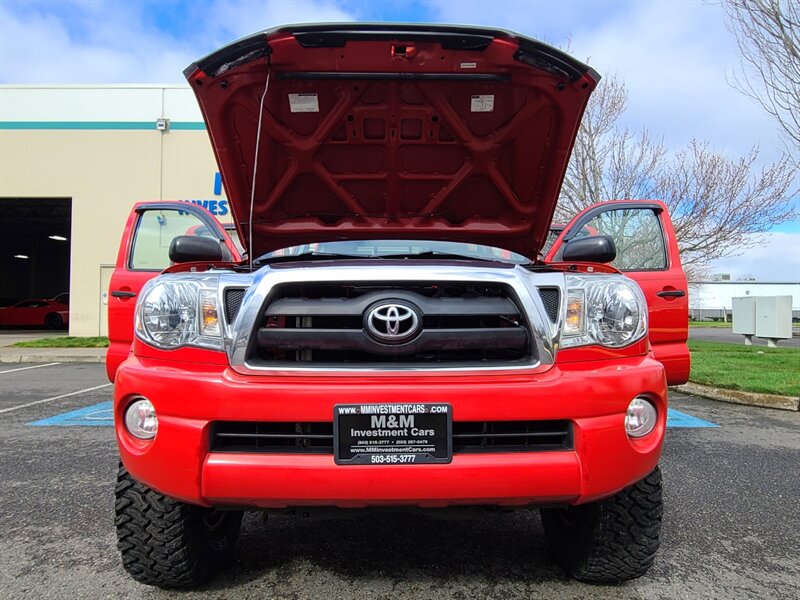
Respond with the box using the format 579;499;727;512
185;24;599;259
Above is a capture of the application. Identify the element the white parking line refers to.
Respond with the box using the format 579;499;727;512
0;383;112;414
0;362;61;374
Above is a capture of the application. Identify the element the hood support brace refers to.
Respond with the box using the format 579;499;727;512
249;54;272;271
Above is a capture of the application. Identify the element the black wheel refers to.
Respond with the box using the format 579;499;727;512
541;467;663;583
114;463;243;588
44;312;63;329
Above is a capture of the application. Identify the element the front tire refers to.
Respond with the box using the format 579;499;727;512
541;467;663;583
114;463;243;588
44;312;63;329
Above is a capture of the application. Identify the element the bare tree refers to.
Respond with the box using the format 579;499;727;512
558;76;798;279
658;141;796;277
723;0;800;151
558;75;667;220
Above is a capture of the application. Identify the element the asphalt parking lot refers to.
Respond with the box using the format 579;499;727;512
0;363;798;600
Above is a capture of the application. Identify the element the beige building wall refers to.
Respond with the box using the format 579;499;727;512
0;85;223;336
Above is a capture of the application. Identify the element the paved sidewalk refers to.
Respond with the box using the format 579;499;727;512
0;346;106;364
0;331;105;364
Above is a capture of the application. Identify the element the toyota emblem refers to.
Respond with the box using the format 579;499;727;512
365;302;420;343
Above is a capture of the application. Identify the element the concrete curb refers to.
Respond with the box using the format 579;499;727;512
0;351;106;364
675;382;799;412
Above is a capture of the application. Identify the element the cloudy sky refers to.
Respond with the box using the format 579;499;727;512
1;0;798;280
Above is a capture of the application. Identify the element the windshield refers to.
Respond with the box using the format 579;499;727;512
222;224;245;256
541;227;563;256
258;240;528;264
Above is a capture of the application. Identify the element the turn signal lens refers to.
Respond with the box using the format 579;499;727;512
625;397;657;438
124;398;158;440
200;289;220;337
565;290;584;335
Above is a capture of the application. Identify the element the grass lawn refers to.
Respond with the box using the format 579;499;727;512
690;321;800;328
14;336;109;348
688;340;800;397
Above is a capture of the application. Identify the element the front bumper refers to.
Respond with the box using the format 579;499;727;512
115;355;667;509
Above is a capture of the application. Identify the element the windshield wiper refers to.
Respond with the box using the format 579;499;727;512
376;251;496;261
256;250;516;265
254;252;361;265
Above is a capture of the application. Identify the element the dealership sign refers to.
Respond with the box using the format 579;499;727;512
180;198;229;216
179;173;229;217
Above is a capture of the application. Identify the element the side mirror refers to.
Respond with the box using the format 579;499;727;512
169;235;224;263
561;235;616;263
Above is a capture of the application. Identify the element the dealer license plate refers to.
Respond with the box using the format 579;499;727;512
334;403;452;465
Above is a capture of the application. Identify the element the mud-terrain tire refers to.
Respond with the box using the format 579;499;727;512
540;467;663;583
44;312;63;329
114;463;243;588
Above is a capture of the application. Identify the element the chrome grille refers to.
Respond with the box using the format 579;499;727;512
248;282;533;367
224;265;564;373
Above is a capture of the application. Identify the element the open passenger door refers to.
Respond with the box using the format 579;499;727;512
547;200;690;385
105;202;241;382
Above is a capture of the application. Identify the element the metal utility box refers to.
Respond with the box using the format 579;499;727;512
732;297;757;335
755;296;793;340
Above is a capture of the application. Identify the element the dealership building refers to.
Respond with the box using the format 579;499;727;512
0;84;224;336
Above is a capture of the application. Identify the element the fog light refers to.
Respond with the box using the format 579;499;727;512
124;398;158;440
625;397;657;438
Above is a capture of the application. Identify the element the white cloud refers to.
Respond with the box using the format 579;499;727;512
567;1;783;161
0;0;792;183
0;1;194;82
201;0;355;52
426;0;786;163
0;0;356;84
708;231;800;282
426;0;617;40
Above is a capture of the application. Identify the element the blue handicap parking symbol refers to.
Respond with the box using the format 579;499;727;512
29;402;718;429
30;401;114;427
666;408;719;428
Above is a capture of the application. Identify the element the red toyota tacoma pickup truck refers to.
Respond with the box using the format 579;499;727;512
107;24;689;588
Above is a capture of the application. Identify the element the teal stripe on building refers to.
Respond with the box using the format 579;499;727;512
0;121;206;130
169;122;206;130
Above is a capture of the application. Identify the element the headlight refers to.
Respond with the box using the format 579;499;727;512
561;274;647;349
135;275;223;350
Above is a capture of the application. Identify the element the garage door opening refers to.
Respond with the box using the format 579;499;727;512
0;198;72;326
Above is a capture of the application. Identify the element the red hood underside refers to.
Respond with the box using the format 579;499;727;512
185;24;599;259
